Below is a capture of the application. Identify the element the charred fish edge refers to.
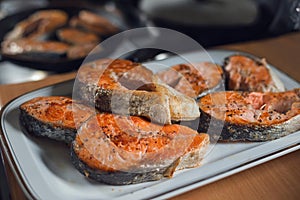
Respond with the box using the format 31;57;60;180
70;144;175;185
198;109;300;142
19;109;76;144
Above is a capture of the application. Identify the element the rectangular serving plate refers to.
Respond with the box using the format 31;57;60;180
0;50;299;200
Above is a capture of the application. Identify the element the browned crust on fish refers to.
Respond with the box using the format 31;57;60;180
19;96;94;143
198;89;300;141
157;62;224;98
76;59;200;124
223;54;285;92
78;10;118;34
2;39;70;56
66;43;100;59
4;9;68;41
57;28;100;45
69;10;118;36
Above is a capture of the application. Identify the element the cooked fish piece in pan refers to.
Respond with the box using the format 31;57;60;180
78;10;119;34
57;28;100;45
2;38;70;56
5;9;68;41
69;10;118;35
66;43;100;59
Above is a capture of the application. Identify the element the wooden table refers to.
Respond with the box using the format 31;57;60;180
0;32;300;200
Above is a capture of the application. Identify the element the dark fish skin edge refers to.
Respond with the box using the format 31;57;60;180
77;79;169;124
77;81;133;114
76;80;111;110
70;144;173;185
198;109;299;142
19;109;76;144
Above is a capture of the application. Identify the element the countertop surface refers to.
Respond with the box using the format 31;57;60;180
0;32;300;200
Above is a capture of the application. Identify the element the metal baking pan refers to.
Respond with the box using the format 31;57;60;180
0;50;299;200
0;2;134;72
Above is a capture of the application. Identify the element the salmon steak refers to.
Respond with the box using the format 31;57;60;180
157;62;224;98
66;43;101;59
223;55;285;92
198;89;300;141
69;10;119;35
4;9;68;41
57;28;100;45
76;58;200;124
2;38;70;56
71;113;209;185
19;96;94;143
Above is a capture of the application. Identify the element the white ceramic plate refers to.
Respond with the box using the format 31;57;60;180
1;50;300;200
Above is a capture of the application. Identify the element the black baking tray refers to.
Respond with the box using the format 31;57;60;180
0;2;137;72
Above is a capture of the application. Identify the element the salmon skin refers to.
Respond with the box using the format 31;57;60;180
157;62;224;98
223;55;285;92
71;113;209;185
19;96;94;144
76;58;200;124
198;89;300;141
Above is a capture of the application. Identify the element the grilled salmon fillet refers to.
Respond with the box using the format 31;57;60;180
2;39;70;56
67;43;100;59
19;96;94;143
198;89;300;141
69;13;118;36
77;10;118;35
57;28;100;45
223;55;285;92
76;58;200;124
4;10;68;41
157;62;224;98
71;113;209;185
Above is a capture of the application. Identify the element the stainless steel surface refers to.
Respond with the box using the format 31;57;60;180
0;61;52;84
140;0;258;26
0;0;51;85
0;0;47;19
